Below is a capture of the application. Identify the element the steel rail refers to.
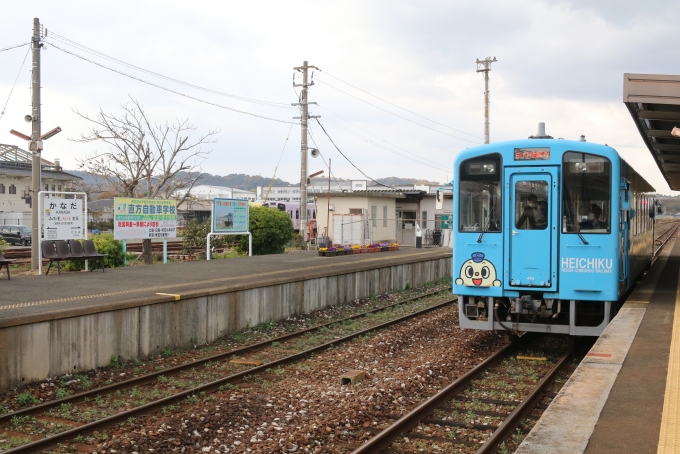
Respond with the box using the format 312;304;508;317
352;340;571;454
476;349;572;453
655;222;680;257
0;287;450;425
3;295;457;453
351;339;522;454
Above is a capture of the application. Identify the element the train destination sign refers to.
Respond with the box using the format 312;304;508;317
113;197;177;240
212;198;249;233
514;148;550;161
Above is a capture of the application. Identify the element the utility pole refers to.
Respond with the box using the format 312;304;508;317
30;17;42;271
10;18;60;271
476;57;497;144
292;61;319;244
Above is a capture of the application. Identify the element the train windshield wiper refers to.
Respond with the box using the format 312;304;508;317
577;231;589;245
477;223;487;243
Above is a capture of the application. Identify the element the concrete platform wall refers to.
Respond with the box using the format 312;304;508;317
0;256;451;389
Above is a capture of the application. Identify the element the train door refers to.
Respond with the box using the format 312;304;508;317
505;167;558;288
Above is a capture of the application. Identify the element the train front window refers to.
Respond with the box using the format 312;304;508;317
562;152;611;234
514;181;549;230
458;154;502;233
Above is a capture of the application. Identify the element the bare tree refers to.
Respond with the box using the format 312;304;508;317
72;97;218;264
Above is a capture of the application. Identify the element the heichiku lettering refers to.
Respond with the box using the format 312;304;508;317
561;257;613;273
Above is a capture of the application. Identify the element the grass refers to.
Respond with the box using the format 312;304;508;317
10;414;75;435
0;432;33;450
16;392;37;406
54;388;72;399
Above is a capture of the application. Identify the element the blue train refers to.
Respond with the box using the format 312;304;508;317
453;127;656;336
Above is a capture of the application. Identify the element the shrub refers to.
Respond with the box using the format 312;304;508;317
182;218;226;254
62;234;125;271
237;206;294;255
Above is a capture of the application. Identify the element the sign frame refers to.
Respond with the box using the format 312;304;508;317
206;198;252;259
37;191;88;275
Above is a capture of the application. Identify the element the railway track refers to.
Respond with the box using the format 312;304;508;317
353;337;573;454
0;288;456;453
655;221;680;257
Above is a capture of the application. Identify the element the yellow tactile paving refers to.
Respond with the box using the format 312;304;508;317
0;251;441;312
657;266;680;454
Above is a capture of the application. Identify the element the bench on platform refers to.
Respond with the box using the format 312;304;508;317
0;253;14;279
42;241;65;275
42;240;109;275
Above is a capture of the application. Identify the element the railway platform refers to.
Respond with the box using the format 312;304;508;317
0;247;451;389
517;237;680;453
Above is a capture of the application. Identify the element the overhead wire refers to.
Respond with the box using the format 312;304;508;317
317;69;482;139
46;42;297;125
0;42;30;53
0;46;30;123
47;32;293;109
314;78;481;144
263;123;295;202
317;104;451;172
307;125;345;191
314;119;397;190
320;116;450;174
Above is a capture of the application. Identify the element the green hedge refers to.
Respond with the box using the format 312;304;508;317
62;234;125;271
237;205;294;255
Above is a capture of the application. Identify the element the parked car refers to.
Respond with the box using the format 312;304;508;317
0;225;32;246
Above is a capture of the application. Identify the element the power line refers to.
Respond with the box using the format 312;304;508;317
314;78;481;144
317;69;482;139
47;42;298;126
315;119;397;190
263;123;295;202
321;116;450;173
308;126;345;190
0;46;30;123
0;42;30;53
318;104;451;172
47;32;292;109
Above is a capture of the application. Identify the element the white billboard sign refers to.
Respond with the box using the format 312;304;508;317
113;197;177;240
43;198;84;240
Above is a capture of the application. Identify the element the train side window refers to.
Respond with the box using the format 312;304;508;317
562;152;611;234
458;154;502;233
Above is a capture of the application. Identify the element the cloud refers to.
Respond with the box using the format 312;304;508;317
0;0;676;192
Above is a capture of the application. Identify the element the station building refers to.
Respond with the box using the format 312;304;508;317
0;143;81;226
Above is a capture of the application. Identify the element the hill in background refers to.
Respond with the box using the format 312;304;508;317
66;170;442;193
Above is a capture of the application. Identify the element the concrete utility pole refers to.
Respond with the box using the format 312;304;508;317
292;61;319;243
476;57;497;144
30;17;42;271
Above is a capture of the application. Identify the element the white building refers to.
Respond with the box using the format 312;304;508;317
256;180;417;202
0;144;81;226
174;184;256;202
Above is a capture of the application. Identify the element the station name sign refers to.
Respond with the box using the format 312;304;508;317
514;147;550;161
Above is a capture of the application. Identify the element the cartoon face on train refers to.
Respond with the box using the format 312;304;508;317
455;252;502;287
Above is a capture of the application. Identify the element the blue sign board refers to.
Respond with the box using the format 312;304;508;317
212;198;249;233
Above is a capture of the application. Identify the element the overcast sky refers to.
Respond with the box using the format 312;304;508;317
0;0;677;193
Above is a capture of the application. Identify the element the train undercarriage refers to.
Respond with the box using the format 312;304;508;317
458;294;614;336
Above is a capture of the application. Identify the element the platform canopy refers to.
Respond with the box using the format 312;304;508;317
624;73;680;190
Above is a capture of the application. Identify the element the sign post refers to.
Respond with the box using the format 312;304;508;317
113;197;177;264
207;198;251;260
38;191;88;275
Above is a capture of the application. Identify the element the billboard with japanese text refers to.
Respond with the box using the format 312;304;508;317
212;198;249;233
113;197;177;240
43;198;84;240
